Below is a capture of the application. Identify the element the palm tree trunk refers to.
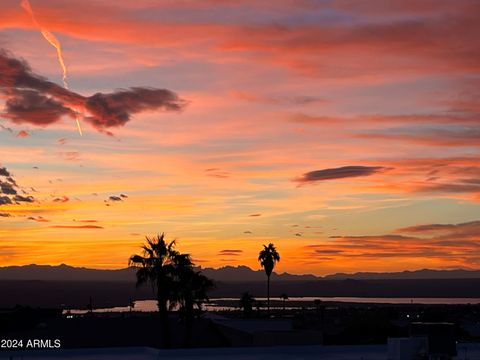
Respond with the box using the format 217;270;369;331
267;274;270;314
184;299;194;348
158;296;171;348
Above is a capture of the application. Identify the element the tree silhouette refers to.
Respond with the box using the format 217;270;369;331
172;253;215;347
129;233;214;348
258;243;280;314
129;233;179;347
239;292;255;318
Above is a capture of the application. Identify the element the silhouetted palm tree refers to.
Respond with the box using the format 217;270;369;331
172;253;215;347
258;243;280;314
129;234;214;348
129;233;179;347
239;292;255;318
280;293;288;312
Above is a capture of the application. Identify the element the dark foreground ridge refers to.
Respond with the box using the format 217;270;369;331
1;278;480;308
1;301;480;350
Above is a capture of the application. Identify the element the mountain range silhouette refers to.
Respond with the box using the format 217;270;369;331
1;264;479;282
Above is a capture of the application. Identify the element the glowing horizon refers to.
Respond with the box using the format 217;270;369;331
1;0;479;275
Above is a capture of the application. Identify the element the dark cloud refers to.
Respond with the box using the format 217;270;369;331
314;249;344;255
13;195;34;203
49;225;104;229
0;181;17;195
0;212;12;217
53;196;69;203
0;165;35;205
219;249;243;256
0;167;11;177
295;166;385;183
0;196;12;205
0;49;186;133
84;88;185;130
0;49;82;103
108;195;123;202
27;216;50;223
4;89;75;125
248;213;262;217
120;194;128;198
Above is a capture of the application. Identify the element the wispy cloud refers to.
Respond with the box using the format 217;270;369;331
295;166;385;184
219;249;243;256
0;164;36;205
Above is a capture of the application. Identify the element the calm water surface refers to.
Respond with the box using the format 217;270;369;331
64;297;480;314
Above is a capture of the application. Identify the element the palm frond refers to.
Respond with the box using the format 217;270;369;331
129;232;214;318
129;254;145;267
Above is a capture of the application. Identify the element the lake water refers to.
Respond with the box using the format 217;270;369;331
64;297;480;314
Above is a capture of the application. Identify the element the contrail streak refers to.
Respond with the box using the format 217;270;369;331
21;0;83;136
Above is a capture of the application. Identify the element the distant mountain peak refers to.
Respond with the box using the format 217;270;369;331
324;268;480;280
0;264;479;282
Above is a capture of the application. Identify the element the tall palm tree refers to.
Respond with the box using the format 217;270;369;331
130;235;215;348
258;243;280;314
129;233;178;347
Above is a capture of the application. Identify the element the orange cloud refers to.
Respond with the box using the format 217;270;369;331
16;130;30;137
48;225;104;229
1;0;478;77
302;219;480;269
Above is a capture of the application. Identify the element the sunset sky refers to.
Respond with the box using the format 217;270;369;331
0;0;479;275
